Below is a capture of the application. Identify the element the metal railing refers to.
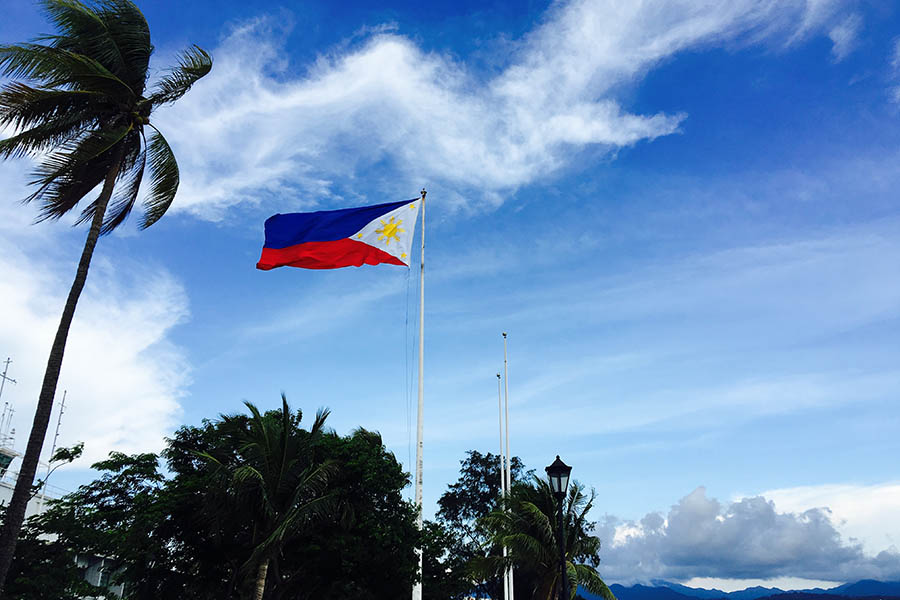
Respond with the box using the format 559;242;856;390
0;468;69;499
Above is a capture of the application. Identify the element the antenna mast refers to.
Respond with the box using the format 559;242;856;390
49;391;66;462
0;359;18;448
40;390;67;502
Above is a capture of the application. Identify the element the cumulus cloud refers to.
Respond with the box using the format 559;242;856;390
151;0;856;219
0;163;191;470
761;482;900;555
598;487;900;584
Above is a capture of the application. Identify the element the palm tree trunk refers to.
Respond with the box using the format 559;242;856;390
0;150;123;593
254;559;269;600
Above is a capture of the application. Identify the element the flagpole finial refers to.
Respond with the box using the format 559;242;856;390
502;332;507;338
420;188;427;199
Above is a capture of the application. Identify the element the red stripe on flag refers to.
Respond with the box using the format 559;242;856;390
256;238;406;270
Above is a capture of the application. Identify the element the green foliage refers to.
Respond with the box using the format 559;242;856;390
31;400;419;600
438;450;530;530
32;451;179;599
474;477;615;600
3;523;102;600
428;450;530;600
198;396;336;599
275;427;419;599
31;441;84;498
421;520;472;600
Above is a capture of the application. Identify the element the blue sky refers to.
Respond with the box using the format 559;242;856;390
2;0;900;590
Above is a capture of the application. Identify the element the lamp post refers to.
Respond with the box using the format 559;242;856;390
545;455;572;600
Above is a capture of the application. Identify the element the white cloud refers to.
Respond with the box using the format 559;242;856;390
827;13;862;61
151;0;855;220
599;487;900;584
760;482;900;555
889;38;900;104
0;162;191;470
682;576;842;593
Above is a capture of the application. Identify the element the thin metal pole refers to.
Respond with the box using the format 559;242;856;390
0;359;17;447
412;188;426;600
502;333;514;598
0;358;16;406
41;390;66;503
49;391;66;462
497;373;508;600
557;498;569;600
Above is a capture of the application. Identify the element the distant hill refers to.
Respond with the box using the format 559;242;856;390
830;580;900;597
578;580;900;600
605;584;697;600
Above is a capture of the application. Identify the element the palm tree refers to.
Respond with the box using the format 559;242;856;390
201;396;335;600
474;477;616;600
0;0;211;588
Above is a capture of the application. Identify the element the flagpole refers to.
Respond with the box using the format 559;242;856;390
498;372;509;600
503;332;514;598
412;188;426;600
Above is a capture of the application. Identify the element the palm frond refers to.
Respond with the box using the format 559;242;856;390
146;44;211;106
96;134;145;233
38;0;152;93
0;82;103;133
26;124;133;221
0;115;90;159
503;531;552;564
93;0;152;92
0;43;134;99
232;465;266;487
468;553;512;581
310;407;332;436
38;0;124;72
286;461;334;508
193;450;225;469
72;127;142;231
574;564;616;600
519;499;557;548
53;176;106;225
140;126;179;228
244;492;335;571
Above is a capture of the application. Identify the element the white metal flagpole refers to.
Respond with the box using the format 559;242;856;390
503;332;514;598
412;188;426;600
497;372;509;600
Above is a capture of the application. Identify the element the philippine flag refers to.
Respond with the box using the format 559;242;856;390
256;199;421;271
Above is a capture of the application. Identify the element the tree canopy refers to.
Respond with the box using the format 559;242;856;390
25;400;419;600
475;478;615;600
16;421;613;600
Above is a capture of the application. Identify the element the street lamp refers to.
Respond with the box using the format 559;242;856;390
545;456;572;600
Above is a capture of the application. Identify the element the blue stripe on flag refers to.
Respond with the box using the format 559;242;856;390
262;199;413;249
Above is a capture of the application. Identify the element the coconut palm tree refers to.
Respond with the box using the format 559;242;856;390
0;0;211;588
201;397;335;600
474;477;616;600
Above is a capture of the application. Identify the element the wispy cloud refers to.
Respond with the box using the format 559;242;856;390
889;37;900;104
150;0;856;220
827;13;862;61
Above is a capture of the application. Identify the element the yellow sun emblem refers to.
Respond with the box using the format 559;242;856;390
376;216;404;245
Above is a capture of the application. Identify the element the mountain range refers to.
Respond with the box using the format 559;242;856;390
578;580;900;600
